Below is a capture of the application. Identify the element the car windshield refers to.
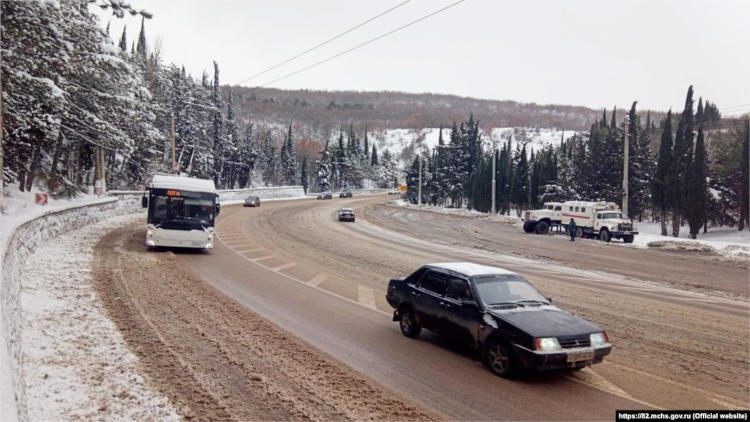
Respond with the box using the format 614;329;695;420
474;274;548;307
601;212;622;219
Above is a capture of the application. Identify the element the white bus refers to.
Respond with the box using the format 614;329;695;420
142;174;220;249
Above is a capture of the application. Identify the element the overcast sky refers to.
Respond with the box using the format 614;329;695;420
95;0;750;115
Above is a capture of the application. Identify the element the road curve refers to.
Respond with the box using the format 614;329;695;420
175;195;748;419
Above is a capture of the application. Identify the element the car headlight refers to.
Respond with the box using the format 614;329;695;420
590;332;608;346
534;337;561;352
147;229;153;238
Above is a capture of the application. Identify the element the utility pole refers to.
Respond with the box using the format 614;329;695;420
171;114;177;174
622;117;629;218
417;157;422;206
491;147;497;214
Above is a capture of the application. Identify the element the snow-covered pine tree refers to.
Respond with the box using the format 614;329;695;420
280;123;298;185
211;61;224;186
237;123;258;188
315;139;332;192
223;89;241;188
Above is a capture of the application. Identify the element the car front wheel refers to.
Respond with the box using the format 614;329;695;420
399;308;421;338
484;339;514;377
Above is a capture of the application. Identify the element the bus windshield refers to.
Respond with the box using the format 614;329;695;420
148;188;215;230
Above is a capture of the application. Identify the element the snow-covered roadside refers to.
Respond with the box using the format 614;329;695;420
629;222;750;259
19;213;180;421
1;185;117;422
391;200;749;260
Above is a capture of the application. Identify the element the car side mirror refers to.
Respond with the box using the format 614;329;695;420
141;196;148;208
546;297;552;303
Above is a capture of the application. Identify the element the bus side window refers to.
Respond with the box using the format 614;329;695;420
555;206;561;211
575;206;579;212
581;207;586;212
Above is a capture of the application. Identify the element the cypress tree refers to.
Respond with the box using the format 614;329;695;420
301;156;308;194
652;111;673;236
136;16;147;61
685;127;708;238
371;144;378;166
670;85;695;237
118;25;127;53
741;120;750;231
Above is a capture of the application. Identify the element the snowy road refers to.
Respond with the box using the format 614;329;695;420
90;195;749;420
184;196;748;418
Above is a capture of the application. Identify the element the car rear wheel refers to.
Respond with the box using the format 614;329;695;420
484;339;514;377
399;308;421;338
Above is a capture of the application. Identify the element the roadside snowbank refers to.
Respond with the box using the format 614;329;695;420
0;186;141;422
631;222;750;259
19;214;180;421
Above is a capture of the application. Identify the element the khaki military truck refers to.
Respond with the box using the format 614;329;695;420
523;200;638;243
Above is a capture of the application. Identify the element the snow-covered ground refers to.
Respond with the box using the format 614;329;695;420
18;214;180;421
632;222;750;259
392;200;749;260
1;184;116;422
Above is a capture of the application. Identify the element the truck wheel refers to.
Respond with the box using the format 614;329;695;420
575;227;583;238
535;221;549;235
399;308;421;338
599;229;611;243
484;339;515;377
523;222;535;233
622;234;634;244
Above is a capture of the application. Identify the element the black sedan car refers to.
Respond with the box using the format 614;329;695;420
316;192;333;200
339;190;353;198
386;262;611;377
243;195;261;207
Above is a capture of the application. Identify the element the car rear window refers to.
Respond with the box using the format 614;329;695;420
419;271;447;295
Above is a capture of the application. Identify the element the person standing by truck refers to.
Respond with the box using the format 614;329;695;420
569;218;577;241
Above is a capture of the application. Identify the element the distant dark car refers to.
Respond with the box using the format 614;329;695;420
338;208;355;222
339;190;353;198
316;192;333;200
243;195;261;207
386;262;611;377
387;190;401;195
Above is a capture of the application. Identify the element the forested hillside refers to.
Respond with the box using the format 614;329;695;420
404;88;748;238
226;86;665;140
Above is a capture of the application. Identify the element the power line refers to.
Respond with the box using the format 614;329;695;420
721;103;750;110
255;0;467;88
235;0;411;85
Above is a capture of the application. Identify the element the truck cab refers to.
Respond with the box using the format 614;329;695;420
591;210;638;243
523;202;563;234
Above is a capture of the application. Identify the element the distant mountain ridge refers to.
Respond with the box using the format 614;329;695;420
224;86;662;139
